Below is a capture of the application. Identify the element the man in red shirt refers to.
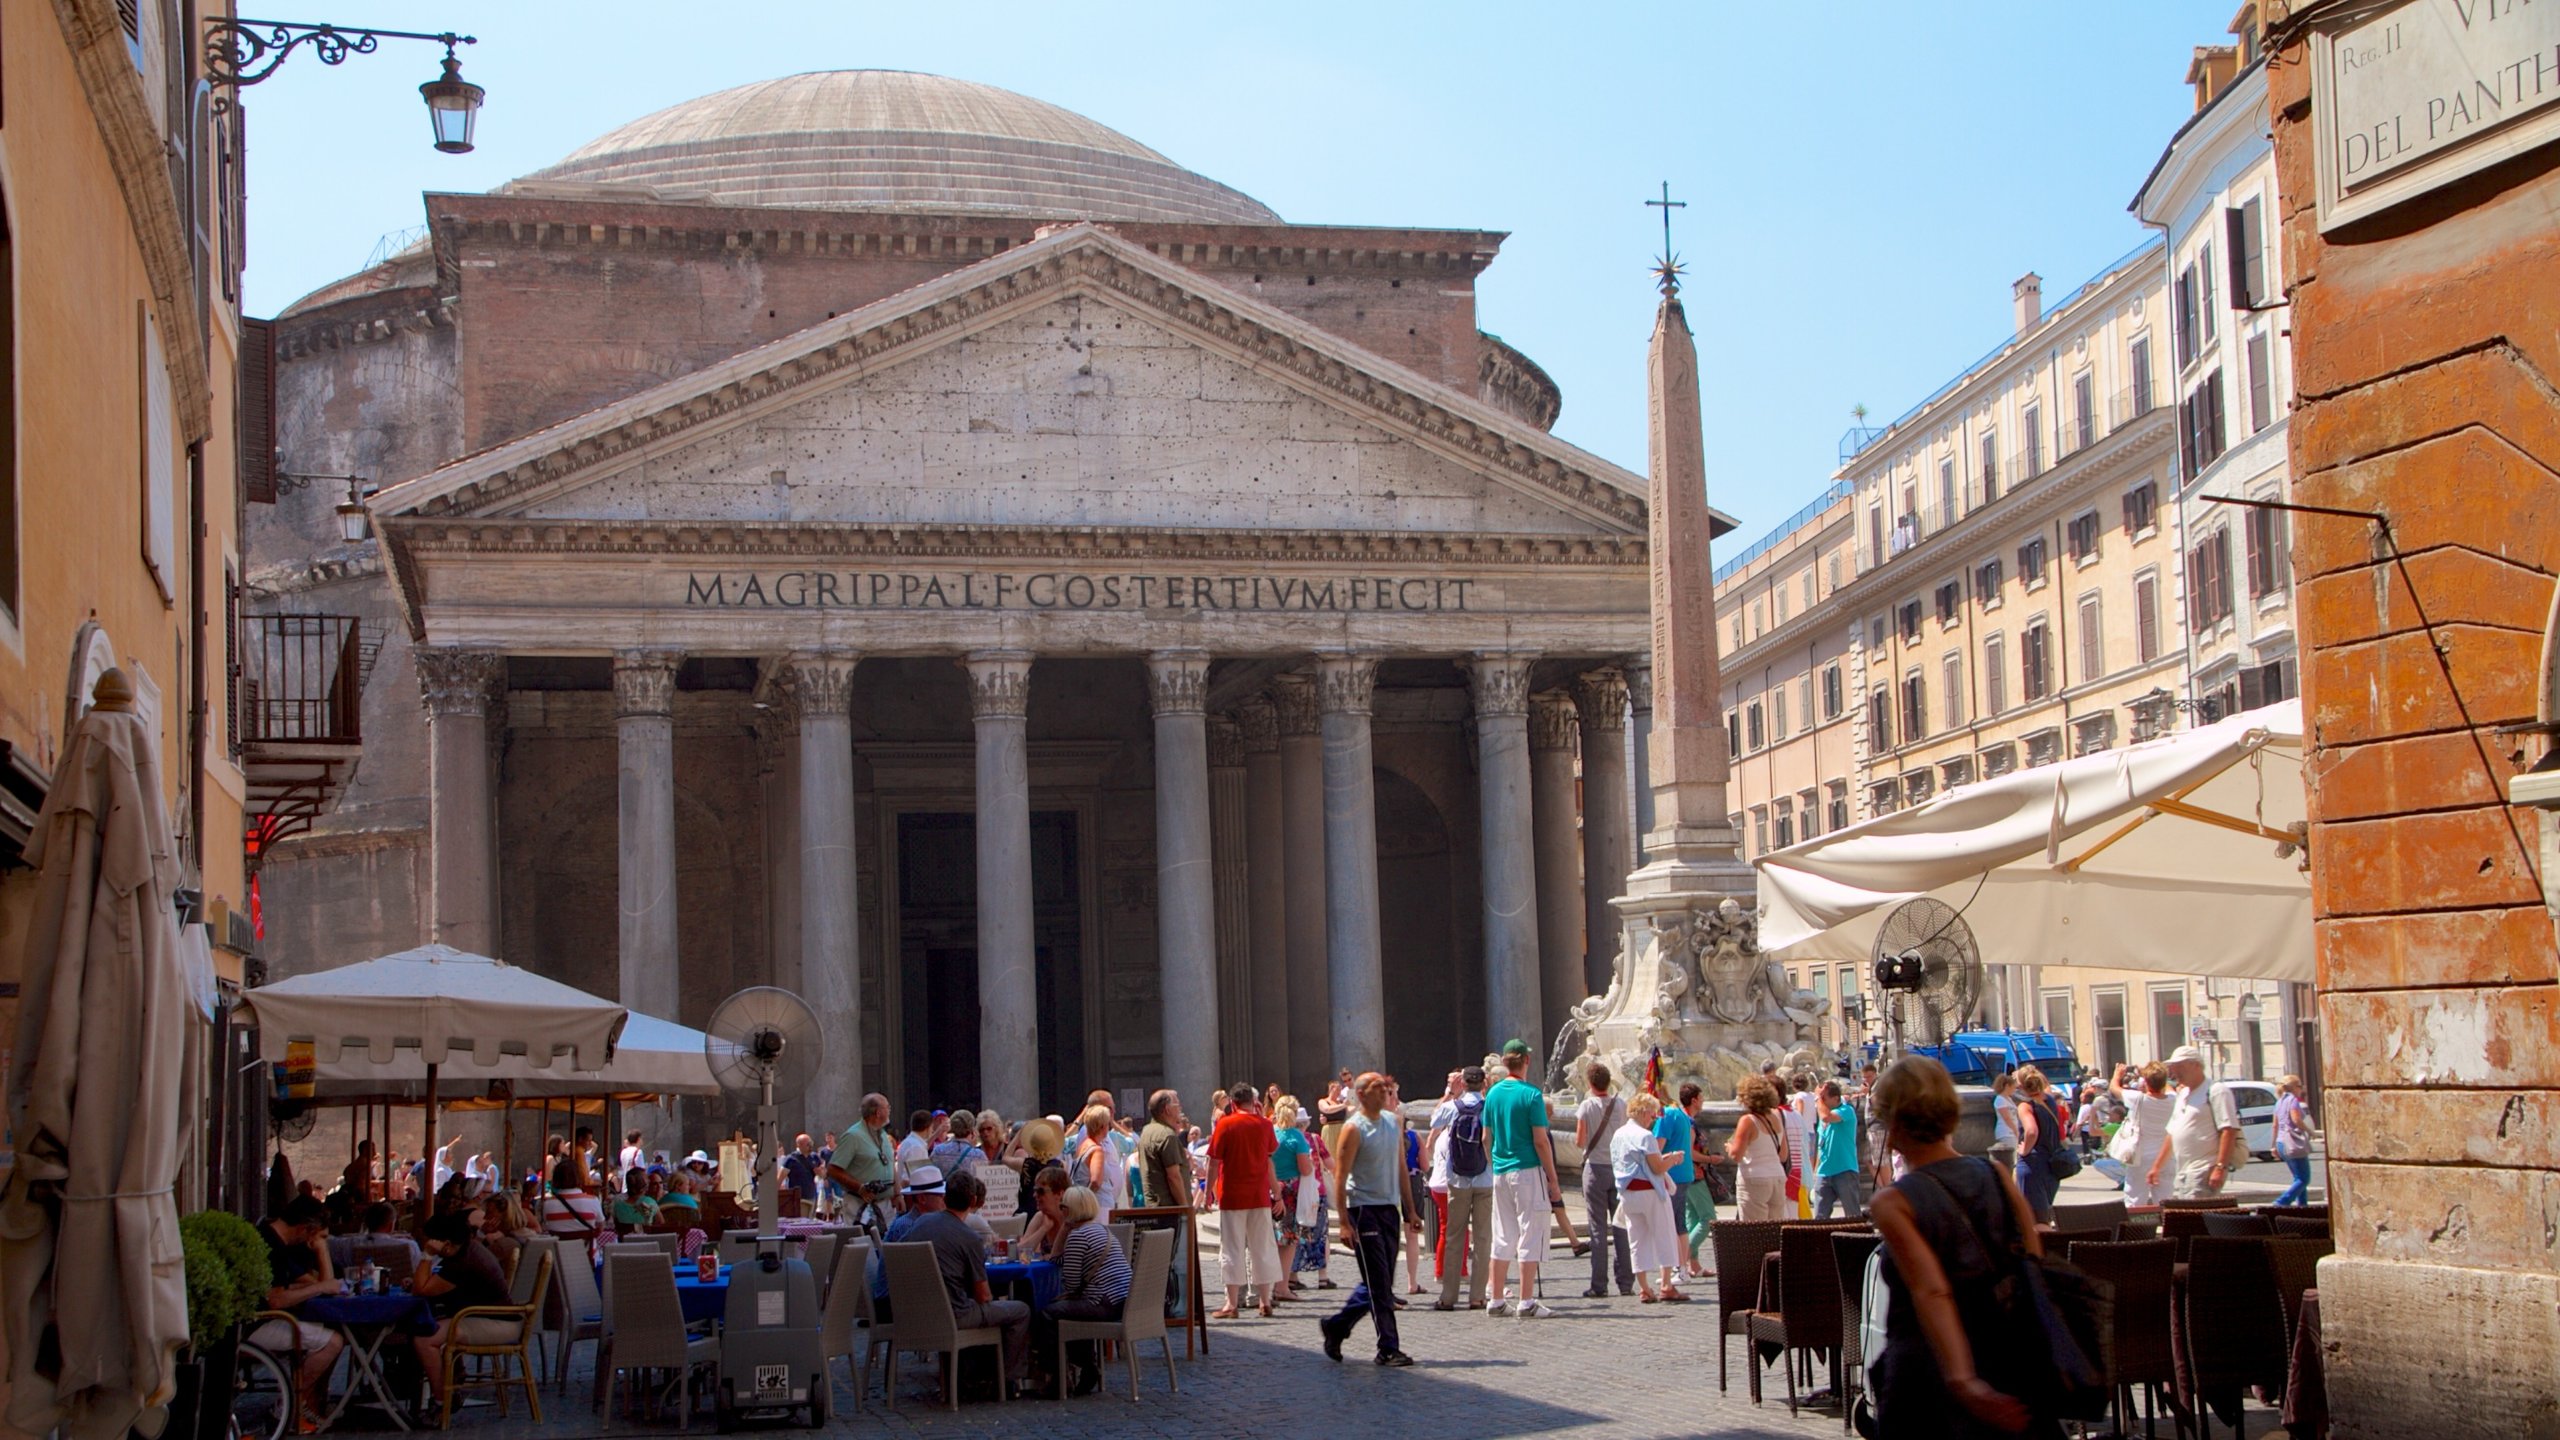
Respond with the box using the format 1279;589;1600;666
1203;1081;1282;1318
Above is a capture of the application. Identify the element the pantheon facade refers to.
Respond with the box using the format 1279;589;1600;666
250;72;1725;1129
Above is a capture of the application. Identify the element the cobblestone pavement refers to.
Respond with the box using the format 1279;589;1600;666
417;1239;2300;1440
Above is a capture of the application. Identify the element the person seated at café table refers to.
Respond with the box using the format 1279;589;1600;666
1015;1164;1075;1261
879;1164;1036;1399
330;1200;422;1275
408;1210;513;1414
1032;1185;1131;1397
656;1156;706;1218
252;1195;348;1427
947;1167;1000;1249
478;1193;538;1280
539;1158;605;1249
611;1167;658;1231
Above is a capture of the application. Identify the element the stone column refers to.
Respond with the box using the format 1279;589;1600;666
787;652;862;1136
1625;658;1654;866
966;650;1039;1122
1272;674;1330;1093
755;713;806;1133
1528;689;1586;1046
614;650;682;1021
1208;714;1253;1088
1148;651;1223;1116
1470;654;1542;1053
1318;655;1385;1076
1237;698;1291;1086
417;648;505;956
1574;667;1634;996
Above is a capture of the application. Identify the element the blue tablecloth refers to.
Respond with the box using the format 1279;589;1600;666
673;1265;730;1326
986;1260;1062;1312
300;1291;437;1335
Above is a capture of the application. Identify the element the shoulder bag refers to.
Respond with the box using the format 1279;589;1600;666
1914;1160;2115;1422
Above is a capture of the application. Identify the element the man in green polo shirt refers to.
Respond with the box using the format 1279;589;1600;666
827;1092;898;1218
1481;1039;1563;1318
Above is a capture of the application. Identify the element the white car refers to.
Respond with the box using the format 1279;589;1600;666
2213;1080;2282;1160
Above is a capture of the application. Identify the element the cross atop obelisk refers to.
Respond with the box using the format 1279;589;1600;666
1646;181;1687;296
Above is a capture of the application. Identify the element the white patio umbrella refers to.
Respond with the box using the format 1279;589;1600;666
0;671;193;1439
238;945;627;1217
304;1010;718;1100
1756;699;2310;982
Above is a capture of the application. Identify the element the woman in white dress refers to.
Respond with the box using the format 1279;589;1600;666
1612;1093;1690;1302
2111;1061;2177;1206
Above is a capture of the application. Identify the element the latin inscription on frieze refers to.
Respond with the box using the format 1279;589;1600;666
681;571;1475;612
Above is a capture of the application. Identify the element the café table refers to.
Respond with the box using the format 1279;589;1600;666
298;1290;437;1432
986;1258;1062;1312
672;1263;731;1326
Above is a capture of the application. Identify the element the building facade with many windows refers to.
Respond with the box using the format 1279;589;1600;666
1719;216;2298;1082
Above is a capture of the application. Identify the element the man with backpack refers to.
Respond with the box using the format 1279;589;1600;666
1426;1065;1495;1311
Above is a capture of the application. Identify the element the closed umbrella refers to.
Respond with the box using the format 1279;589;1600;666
0;670;192;1439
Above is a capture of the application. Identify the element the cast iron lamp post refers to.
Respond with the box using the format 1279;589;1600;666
204;19;484;153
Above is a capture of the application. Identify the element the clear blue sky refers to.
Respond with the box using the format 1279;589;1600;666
241;1;2232;549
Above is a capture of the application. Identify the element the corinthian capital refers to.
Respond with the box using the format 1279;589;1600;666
1208;714;1246;770
613;650;681;718
1529;690;1581;752
964;649;1033;721
1573;666;1630;733
1270;673;1321;737
1147;650;1210;717
781;650;860;721
416;648;505;718
1316;654;1378;717
1234;697;1280;754
1467;652;1536;719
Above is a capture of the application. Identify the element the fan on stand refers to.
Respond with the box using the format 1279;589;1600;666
701;987;828;1428
1869;896;1985;1061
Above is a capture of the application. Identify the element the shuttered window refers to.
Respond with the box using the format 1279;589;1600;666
240;316;279;503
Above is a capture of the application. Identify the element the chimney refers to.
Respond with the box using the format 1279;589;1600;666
2012;273;2043;337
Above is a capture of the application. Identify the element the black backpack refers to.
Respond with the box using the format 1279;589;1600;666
1447;1094;1489;1178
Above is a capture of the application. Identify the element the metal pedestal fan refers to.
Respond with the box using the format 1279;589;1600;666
702;987;827;1428
1869;896;1984;1063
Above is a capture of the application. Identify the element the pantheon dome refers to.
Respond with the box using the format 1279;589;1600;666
511;70;1281;224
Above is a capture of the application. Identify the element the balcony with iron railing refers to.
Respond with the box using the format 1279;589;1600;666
237;614;365;857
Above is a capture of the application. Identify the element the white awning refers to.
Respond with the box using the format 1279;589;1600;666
1756;700;2310;982
305;1011;720;1100
238;943;627;1070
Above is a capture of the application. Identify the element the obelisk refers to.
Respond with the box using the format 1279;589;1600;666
1625;269;1751;903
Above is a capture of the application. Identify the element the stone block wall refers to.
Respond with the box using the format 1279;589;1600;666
2264;13;2560;1434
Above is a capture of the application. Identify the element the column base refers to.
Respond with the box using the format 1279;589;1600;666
2319;1255;2560;1437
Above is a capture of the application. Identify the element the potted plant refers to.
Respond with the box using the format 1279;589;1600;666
157;1211;271;1440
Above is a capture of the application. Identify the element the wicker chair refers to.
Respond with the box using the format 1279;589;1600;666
1710;1220;1790;1393
2158;1207;2213;1262
1056;1227;1181;1401
2265;1235;2333;1366
545;1238;606;1394
2200;1210;2272;1237
2183;1236;2286;1438
1828;1230;1883;1433
2052;1196;2129;1233
598;1252;717;1427
1743;1225;1854;1414
818;1239;873;1413
878;1242;1006;1411
2157;1195;2243;1211
2270;1215;2331;1238
439;1250;549;1428
2068;1238;2179;1439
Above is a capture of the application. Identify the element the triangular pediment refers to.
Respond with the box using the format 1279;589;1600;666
373;225;1650;539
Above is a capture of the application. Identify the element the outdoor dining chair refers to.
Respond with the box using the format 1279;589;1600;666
438;1249;549;1428
1056;1227;1180;1402
717;1230;763;1266
2069;1237;2179;1439
818;1240;874;1413
2201;1210;2274;1237
989;1215;1028;1242
599;1252;719;1428
545;1239;605;1393
1710;1220;1790;1393
618;1233;679;1256
1107;1221;1136;1257
1829;1230;1882;1434
508;1236;558;1310
804;1235;839;1299
2184;1236;2287;1438
2265;1235;2334;1364
2270;1214;2331;1238
1744;1223;1856;1414
878;1242;1006;1412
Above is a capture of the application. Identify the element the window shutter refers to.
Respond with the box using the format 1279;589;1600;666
116;0;140;40
239;316;278;503
225;572;242;757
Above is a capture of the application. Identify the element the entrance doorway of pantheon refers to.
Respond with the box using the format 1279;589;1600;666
893;809;1086;1112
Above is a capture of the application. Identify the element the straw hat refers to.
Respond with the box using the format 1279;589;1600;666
1017;1117;1065;1161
